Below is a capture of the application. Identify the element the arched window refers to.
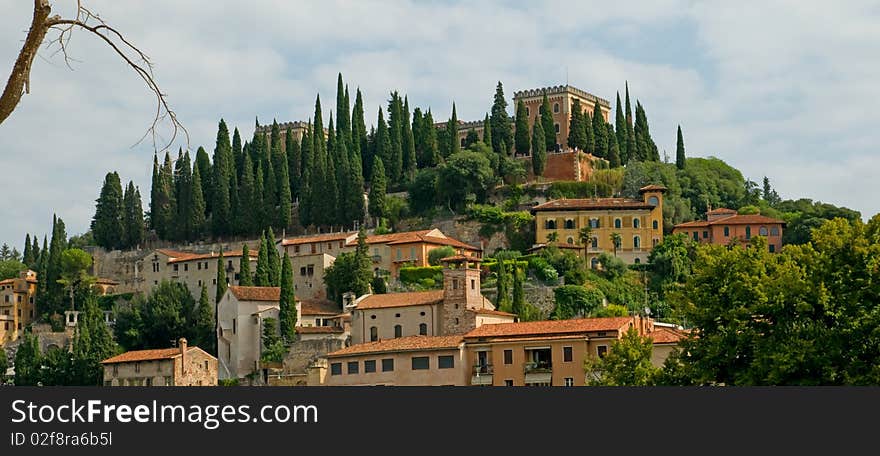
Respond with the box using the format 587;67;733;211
394;325;402;338
564;219;575;229
634;258;641;264
770;226;780;236
653;220;659;230
370;326;378;342
614;218;622;229
419;323;427;335
723;226;730;237
648;196;659;206
633;218;640;229
553;102;560;113
525;106;530;116
591;237;598;249
590;218;600;228
460;137;465;147
745;226;752;240
590;257;599;269
566;237;574;244
546;219;557;230
554;123;560;133
759;226;769;236
633;236;641;249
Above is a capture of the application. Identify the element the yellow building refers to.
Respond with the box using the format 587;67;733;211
0;270;37;345
531;185;667;265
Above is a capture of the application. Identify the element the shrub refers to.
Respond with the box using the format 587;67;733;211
552;285;605;319
418;278;437;288
564;268;587;285
399;266;443;284
371;277;387;294
594;304;629;317
427;246;456;266
598;253;627;280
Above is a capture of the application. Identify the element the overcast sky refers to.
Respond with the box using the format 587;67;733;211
1;0;878;248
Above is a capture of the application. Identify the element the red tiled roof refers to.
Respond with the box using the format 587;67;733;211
344;230;481;251
228;286;280;302
707;208;737;215
673;214;786;229
531;198;654;212
101;347;194;364
296;326;345;334
326;335;463;357
280;232;357;246
300;299;341;316
155;249;190;257
167;249;258;264
639;184;668;193
648;327;687;344
356;290;444;310
469;308;517;317
0;277;37;285
464;317;635;339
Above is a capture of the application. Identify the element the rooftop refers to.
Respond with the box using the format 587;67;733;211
355;290;445;310
513;84;610;107
464;317;636;339
280;231;357;246
228;286;280;302
531;198;654;212
296;326;345;335
300;299;341;316
326;335;463;357
344;229;480;251
166;249;258;264
674;212;786;228
101;346;203;364
649;326;688;345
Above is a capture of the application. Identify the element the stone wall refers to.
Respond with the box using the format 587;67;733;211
515;150;599;183
282;337;348;383
480;282;556;318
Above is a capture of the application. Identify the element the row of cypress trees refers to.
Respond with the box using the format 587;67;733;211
91;172;145;250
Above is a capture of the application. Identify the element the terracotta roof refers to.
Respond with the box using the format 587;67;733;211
469;308;517;317
345;230;481;251
673;214;786;229
95;278;119;285
167;249;258;264
0;277;37;285
280;232;356;246
102;347;192;364
403;236;481;251
707;208;737;215
531;198;654;212
296;326;345;334
527;242;583;252
300;299;341;316
356;290;444;310
228;286;280;302
648;327;687;344
155;248;190;257
326;335;463;357
440;254;483;263
464;317;635;339
639;184;668;193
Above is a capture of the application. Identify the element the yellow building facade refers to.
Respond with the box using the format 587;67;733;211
531;185;666;265
0;270;38;345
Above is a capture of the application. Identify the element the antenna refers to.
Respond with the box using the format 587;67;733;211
566;66;569;86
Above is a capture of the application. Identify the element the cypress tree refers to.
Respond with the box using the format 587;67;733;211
335;135;354;227
31;235;40;269
375;108;391;173
422;110;440;167
514;100;531;155
266;228;281;287
150;154;163;237
353;88;368;175
298;122;313;227
412;107;424;166
324;115;339;227
446;103;460;156
176;151;195;241
464;129;479;148
239;243;253;286
45;216;67;316
512;263;525;317
567;99;586;150
531;116;546;176
195;285;216;355
92;171;125;250
237;153;256;235
232;127;243;177
123;181;145;248
625;82;636;163
216;249;227;304
495;259;510;311
286;129;300;200
402;96;417;181
583;108;594;153
592;101;607;159
261;139;277;226
482;113;492;148
388;92;404;182
607;124;621;168
676;125;686;170
190;166;206;239
254;161;266;230
212;119;233;237
490;81;512;156
273;127;292;229
311;96;328;225
540;91;555;151
279;253;297;343
336;74;351;151
368;158;387;223
255;233;270;287
22;234;33;267
614;92;628;164
194;146;212;215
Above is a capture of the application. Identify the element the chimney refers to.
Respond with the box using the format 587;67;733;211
179;338;188;375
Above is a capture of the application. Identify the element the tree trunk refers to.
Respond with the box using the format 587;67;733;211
0;0;54;125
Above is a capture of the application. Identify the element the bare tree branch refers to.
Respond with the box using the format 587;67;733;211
0;0;187;152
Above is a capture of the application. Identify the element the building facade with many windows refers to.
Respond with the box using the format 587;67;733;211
0;270;37;345
672;208;786;252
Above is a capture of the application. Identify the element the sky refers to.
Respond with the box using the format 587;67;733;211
1;0;878;247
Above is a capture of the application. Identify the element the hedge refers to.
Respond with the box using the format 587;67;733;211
399;266;443;284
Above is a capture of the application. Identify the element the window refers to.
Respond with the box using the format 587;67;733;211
634;258;641;264
591;237;598;249
564;377;574;387
135;362;140;373
633;218;640;229
410;247;416;259
311;245;316;254
339;241;344;248
545;219;557;230
204;360;209;371
197;280;202;287
146;378;152;386
703;231;709;239
505;379;514;386
759;226;769;236
455;318;459;325
591;257;599;269
113;365;118;376
525;106;530;116
347;361;359;374
460;137;465;147
724;226;730;237
453;279;458;290
553;102;559;113
364;360;376;373
633;236;641;249
745;226;752;240
197;262;201;270
173;264;179;272
589;218;600;228
566;237;574;244
370;326;378;342
300;267;306;276
394;325;402;338
597;346;608;358
382;358;394;372
419;323;427;335
411;356;429;370
395;313;401;318
294;245;300;254
471;279;475;290
233;318;236;334
653;220;659;230
648;196;659;206
307;265;314;276
503;349;513;365
184;264;188;271
563;346;573;362
396;249;402;260
770;226;780;236
327;243;332;250
614;218;622;229
564;219;575;229
438;355;455;369
554;123;560;133
693;231;699;241
769;244;776;253
330;363;342;375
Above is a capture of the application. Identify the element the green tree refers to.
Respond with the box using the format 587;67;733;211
189;166;206;240
511;263;525;317
482;113;493;154
428;246;456;266
578;226;593;267
591;101;606;158
260;317;286;364
123;181;145;248
212;119;233;236
446;102;460;157
22;233;33;267
238;243;253;286
607;124;621;168
625;82;636;162
647;233;695;301
69;293;118;385
194;285;216;355
287;129;301;200
324;252;370;305
255;234;270;287
514;100;530;155
584;327;660;385
402;96;417;181
762;176;781;206
279;254;297;343
388;92;404;182
58;248;94;311
531;116;547;176
495;259;510;311
113;281;195;350
0;259;26;281
0;346;7;382
352;227;373;297
615;91;628;164
490;82;512;156
464;129;479;149
216;249;227;303
438;150;496;211
368;157;388;222
421;109;440;168
567;99;586;150
552;285;604;319
92;171;125;249
236;153;256;235
675;125;686;170
13;332;42;385
540;91;555;151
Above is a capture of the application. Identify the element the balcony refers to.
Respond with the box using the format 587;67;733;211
471;364;493;386
524;361;552;385
371;255;382;263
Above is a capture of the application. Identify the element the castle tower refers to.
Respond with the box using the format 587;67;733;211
639;184;668;247
439;255;483;336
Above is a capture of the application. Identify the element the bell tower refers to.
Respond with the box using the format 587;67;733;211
440;255;483;335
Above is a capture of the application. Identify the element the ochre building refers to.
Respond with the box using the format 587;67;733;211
672;208;786;252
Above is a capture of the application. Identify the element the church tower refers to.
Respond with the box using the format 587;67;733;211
439;255;483;335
